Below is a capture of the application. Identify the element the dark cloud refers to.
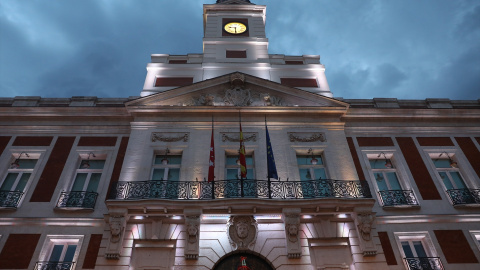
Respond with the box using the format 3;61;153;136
0;0;479;100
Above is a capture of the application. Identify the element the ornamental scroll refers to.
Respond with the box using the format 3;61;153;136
288;132;326;143
222;132;257;142
151;132;189;143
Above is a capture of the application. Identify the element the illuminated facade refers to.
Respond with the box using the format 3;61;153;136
0;1;480;270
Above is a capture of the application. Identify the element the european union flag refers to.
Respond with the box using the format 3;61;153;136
265;122;278;179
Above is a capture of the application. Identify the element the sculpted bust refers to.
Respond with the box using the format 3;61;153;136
227;216;257;250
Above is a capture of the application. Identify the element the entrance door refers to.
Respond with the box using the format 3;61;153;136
213;252;274;270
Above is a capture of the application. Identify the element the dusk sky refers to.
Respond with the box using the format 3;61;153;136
1;0;479;100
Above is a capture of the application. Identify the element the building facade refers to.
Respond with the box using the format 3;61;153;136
0;1;479;270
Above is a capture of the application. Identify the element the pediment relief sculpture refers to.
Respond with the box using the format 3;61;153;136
187;89;286;107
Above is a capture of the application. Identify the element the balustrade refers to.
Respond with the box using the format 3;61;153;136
110;179;372;200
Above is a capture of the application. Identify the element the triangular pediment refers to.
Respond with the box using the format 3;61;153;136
127;73;348;109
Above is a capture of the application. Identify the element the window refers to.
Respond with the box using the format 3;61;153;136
395;232;443;270
296;150;329;198
151;150;181;181
57;153;104;209
37;235;83;270
150;149;182;199
297;152;326;181
0;153;37;208
225;153;254;180
470;231;480;251
430;152;479;205
366;152;418;207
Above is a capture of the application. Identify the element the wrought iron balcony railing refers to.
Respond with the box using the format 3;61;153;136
404;257;444;270
56;191;98;209
34;261;75;270
378;190;418;207
445;188;480;206
109;179;372;200
0;190;24;208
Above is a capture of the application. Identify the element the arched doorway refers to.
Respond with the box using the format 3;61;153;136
212;251;275;270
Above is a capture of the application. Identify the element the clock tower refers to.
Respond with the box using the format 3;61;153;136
141;0;333;98
203;0;269;63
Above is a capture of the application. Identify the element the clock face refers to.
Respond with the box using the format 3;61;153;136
224;22;247;34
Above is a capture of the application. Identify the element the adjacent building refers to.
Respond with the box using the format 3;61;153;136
0;0;479;269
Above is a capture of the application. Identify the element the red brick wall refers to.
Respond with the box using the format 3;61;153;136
455;137;480;179
30;137;75;202
417;137;454;146
0;136;11;156
396;137;441;200
78;136;117;147
12;136;53;146
82;234;103;269
357;137;394;147
155;77;193;87
280;78;318;88
378;232;397;265
0;234;40;269
434;230;478;263
107;137;129;198
347;137;366;181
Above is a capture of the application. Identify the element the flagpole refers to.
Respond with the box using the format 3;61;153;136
265;115;271;198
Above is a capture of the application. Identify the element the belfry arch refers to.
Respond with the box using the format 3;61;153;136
212;250;275;270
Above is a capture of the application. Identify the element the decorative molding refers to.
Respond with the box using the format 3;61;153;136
283;208;302;258
230;73;245;87
105;215;127;260
288;132;326;142
227;216;258;251
151;132;189;143
184;215;200;260
222;132;257;142
352;212;378;257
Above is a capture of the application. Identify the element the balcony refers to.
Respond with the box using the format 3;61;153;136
446;188;480;206
56;191;98;209
34;261;75;270
378;190;418;207
404;257;444;270
0;190;24;208
109;179;372;200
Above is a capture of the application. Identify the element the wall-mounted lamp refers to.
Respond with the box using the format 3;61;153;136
161;148;170;165
378;152;392;168
81;152;96;169
308;148;318;165
10;152;29;169
439;152;458;168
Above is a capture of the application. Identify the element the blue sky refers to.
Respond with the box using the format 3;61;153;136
0;0;479;100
